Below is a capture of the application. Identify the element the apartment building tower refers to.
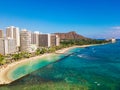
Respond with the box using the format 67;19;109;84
39;34;51;47
31;31;39;47
56;35;60;46
20;29;32;52
0;38;16;55
0;30;4;38
50;34;60;46
6;26;20;47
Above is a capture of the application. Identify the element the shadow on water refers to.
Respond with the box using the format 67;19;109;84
5;53;76;86
0;52;91;90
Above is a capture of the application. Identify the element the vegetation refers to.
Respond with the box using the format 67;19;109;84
21;52;31;58
40;48;47;54
0;54;6;65
35;48;47;55
35;49;41;55
47;47;56;53
0;82;89;90
60;39;110;46
12;53;22;60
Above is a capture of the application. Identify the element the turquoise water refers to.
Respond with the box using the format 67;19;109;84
0;41;120;90
9;54;65;80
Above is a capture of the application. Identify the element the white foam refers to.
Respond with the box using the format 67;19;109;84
94;81;98;83
97;83;100;86
77;55;83;57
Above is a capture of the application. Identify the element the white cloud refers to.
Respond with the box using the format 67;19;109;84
106;26;120;38
111;26;120;30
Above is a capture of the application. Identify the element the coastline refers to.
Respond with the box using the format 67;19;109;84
0;53;56;85
55;44;101;54
0;44;104;85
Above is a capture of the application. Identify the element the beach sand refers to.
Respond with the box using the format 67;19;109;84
0;53;55;85
0;44;101;85
55;44;98;54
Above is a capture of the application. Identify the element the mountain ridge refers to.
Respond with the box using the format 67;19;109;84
54;31;88;41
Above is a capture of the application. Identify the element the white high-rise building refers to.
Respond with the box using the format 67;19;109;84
0;30;4;38
20;29;32;52
6;26;14;38
111;38;116;43
0;38;16;55
13;27;20;47
6;26;20;47
31;31;39;46
56;35;60;46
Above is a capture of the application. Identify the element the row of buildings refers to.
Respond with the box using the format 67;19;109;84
0;26;60;55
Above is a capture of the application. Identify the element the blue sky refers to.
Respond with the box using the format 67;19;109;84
0;0;120;38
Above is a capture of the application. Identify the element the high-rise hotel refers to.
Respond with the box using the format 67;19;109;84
39;34;51;47
0;28;17;55
39;33;60;47
0;26;60;55
0;38;16;55
0;30;4;38
6;26;20;47
50;34;60;46
20;29;32;52
31;31;39;47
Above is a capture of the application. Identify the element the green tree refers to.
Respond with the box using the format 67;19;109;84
60;39;109;46
12;53;22;60
40;48;47;54
21;52;31;58
48;47;56;53
35;49;41;55
0;54;6;65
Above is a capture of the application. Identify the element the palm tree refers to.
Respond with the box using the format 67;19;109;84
12;53;22;60
35;49;41;55
40;48;47;54
0;54;6;65
48;47;56;53
21;52;31;58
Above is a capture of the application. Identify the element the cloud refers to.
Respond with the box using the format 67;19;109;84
107;26;120;38
111;26;120;30
85;26;120;39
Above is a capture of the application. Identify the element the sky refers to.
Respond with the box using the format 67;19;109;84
0;0;120;38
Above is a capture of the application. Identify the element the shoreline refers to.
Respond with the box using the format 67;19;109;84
0;53;56;85
55;44;101;54
0;44;104;85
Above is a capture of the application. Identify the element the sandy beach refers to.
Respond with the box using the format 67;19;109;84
0;44;101;85
55;44;99;54
0;53;55;85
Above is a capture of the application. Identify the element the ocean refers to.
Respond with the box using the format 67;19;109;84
0;41;120;90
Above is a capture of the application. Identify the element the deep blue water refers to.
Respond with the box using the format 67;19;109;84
1;41;120;90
